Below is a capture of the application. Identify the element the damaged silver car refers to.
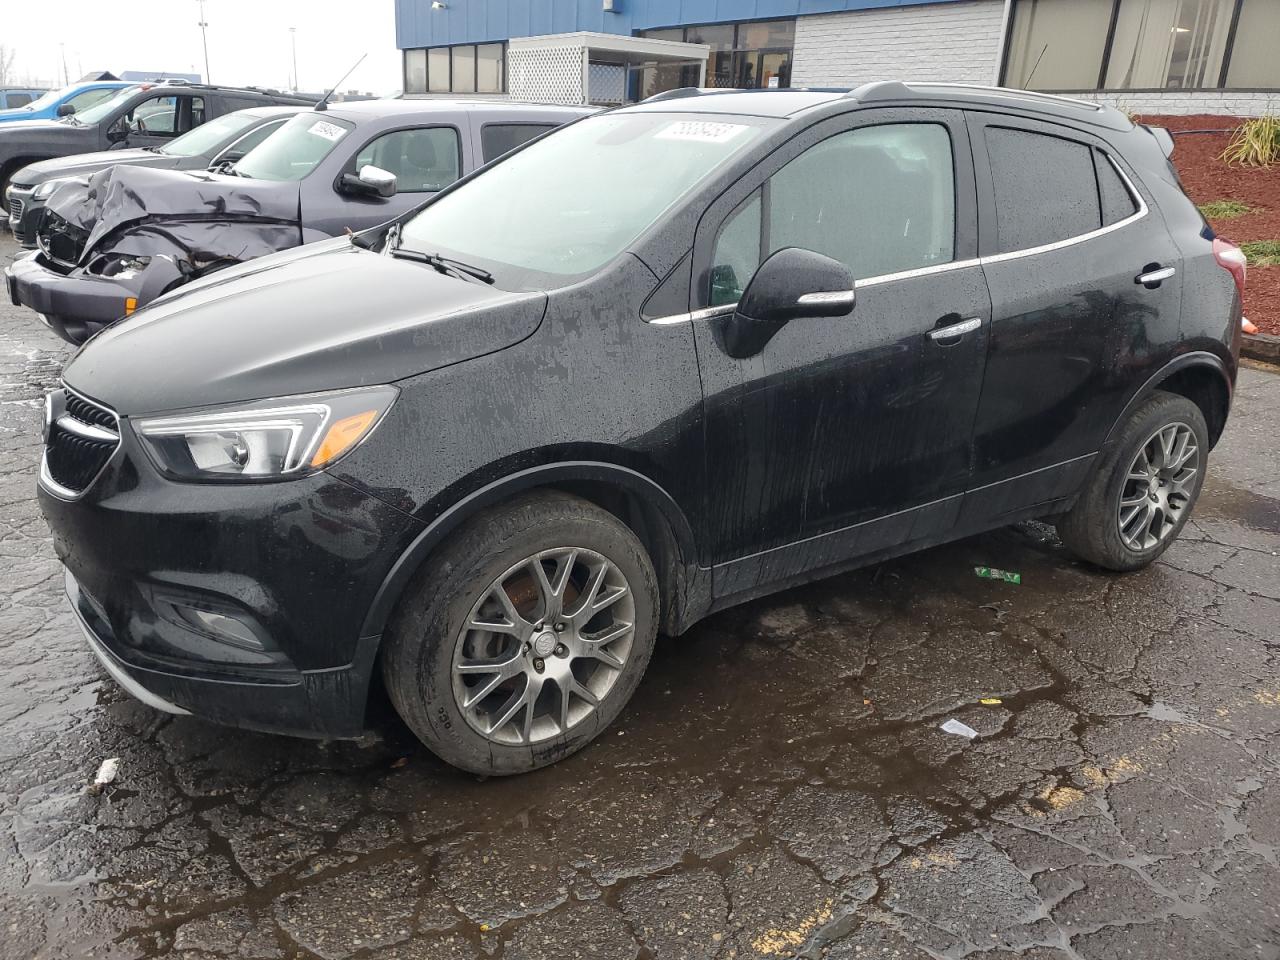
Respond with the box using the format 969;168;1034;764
5;99;591;344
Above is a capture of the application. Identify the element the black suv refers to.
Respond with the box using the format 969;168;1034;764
0;80;312;202
38;83;1242;775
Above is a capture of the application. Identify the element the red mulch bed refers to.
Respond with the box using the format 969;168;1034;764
1134;114;1280;336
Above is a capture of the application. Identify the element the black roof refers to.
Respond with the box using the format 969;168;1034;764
630;81;1132;132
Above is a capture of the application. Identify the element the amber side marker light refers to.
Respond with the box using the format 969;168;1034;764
311;410;380;467
124;297;138;316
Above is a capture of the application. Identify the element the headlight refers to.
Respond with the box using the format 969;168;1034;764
32;178;72;200
135;386;398;482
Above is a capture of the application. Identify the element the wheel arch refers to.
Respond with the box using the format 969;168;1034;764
359;461;709;643
1104;351;1233;451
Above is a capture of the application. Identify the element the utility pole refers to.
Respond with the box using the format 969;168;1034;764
289;27;298;91
196;0;211;83
59;43;68;85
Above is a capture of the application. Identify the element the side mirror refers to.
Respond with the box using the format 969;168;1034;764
106;122;129;145
341;164;397;199
56;103;76;117
719;248;855;358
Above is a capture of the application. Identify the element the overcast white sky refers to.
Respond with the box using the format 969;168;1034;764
3;0;402;95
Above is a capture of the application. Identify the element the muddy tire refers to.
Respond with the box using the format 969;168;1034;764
1056;391;1208;571
381;491;659;775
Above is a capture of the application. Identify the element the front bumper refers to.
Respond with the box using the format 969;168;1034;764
41;414;424;739
5;250;182;345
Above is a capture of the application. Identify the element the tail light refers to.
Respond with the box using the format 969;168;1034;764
1213;238;1247;300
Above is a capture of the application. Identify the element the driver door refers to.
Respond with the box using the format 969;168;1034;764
690;108;992;596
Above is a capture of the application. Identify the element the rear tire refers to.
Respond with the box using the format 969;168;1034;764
381;491;659;775
1056;390;1208;571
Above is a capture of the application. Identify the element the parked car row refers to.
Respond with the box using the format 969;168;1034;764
6;98;590;343
6;82;1242;777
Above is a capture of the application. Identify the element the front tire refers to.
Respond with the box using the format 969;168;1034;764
381;491;659;775
1056;390;1208;571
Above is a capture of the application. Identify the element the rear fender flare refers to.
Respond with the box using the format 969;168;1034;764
1102;350;1232;449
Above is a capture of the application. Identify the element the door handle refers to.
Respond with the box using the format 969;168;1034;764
1135;266;1176;287
928;317;983;341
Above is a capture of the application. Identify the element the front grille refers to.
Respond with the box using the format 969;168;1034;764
8;196;23;222
44;390;120;496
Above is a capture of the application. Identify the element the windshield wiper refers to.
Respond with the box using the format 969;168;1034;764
382;224;493;284
389;247;495;285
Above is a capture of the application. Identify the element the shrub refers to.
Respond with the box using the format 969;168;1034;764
1220;115;1280;167
1240;240;1280;267
1197;200;1252;219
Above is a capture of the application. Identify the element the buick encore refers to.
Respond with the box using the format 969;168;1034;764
36;83;1242;775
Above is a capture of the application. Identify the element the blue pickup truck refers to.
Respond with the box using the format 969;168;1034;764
0;82;128;123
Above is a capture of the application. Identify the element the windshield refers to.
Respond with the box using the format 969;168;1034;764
17;88;65;112
232;113;351;182
161;112;259;157
399;113;768;281
72;86;143;125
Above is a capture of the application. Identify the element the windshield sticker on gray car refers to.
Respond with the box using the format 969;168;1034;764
308;120;347;142
655;120;748;144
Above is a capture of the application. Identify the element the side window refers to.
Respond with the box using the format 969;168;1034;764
710;192;762;307
707;123;957;303
481;124;553;163
67;87;116;113
354;127;460;193
127;95;178;135
8;93;33;108
770;123;955;281
985;127;1101;253
1096;150;1138;226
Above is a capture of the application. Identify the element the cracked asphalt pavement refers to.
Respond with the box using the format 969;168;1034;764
1;233;1278;959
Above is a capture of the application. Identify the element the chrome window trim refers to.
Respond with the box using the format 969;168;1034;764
648;157;1146;326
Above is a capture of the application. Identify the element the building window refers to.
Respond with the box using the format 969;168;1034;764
1004;0;1114;90
637;19;794;98
1004;0;1280;91
405;42;505;95
1105;0;1235;90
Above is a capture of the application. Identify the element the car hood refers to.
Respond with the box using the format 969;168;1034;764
0;118;80;137
45;165;301;263
16;149;183;186
63;239;548;416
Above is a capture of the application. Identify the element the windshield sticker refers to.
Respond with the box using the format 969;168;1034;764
655;121;748;144
308;120;347;142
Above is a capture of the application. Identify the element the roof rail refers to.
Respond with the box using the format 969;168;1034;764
850;80;1103;113
641;87;715;103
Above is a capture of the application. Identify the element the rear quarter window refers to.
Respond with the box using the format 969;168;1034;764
1095;150;1139;225
985;126;1101;253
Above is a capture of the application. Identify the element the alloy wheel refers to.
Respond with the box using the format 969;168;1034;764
451;547;635;746
1117;422;1200;552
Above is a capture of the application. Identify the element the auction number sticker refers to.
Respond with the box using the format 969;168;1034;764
309;120;347;142
655;121;748;144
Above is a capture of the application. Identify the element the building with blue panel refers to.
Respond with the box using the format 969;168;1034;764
395;0;1280;116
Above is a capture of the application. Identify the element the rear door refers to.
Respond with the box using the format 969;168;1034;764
690;107;992;586
963;113;1183;523
304;124;466;236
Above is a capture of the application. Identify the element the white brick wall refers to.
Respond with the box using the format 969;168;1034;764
792;0;1007;89
1071;90;1280;118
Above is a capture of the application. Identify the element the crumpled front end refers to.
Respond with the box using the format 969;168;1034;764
7;165;303;344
